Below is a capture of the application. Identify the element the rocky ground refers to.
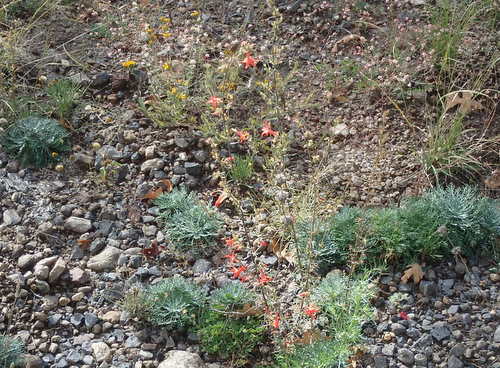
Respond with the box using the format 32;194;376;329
0;0;499;367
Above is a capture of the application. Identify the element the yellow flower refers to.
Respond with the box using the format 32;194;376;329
51;152;58;158
162;32;172;38
121;60;137;68
191;10;200;17
162;63;171;70
170;87;177;94
160;16;171;23
177;93;187;100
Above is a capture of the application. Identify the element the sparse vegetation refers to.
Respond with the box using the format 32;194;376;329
0;335;25;368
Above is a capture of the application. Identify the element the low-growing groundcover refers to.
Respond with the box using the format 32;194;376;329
0;335;25;368
154;188;222;253
1;116;71;168
296;186;499;273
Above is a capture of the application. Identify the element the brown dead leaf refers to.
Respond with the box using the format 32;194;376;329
327;90;349;104
235;303;264;317
142;187;163;200
77;239;91;248
332;34;367;53
401;263;424;284
444;91;483;115
485;169;500;189
290;329;330;346
159;179;173;192
269;238;296;265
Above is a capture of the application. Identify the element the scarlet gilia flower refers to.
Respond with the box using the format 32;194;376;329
273;313;280;329
304;305;320;319
235;130;250;143
258;270;272;286
261;121;278;137
399;311;409;320
208;95;222;109
242;52;257;69
225;237;242;251
230;265;247;279
224;253;239;263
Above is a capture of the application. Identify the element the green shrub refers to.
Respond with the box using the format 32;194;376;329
197;311;265;364
1;116;71;168
276;272;374;368
0;335;24;368
155;188;222;252
4;0;43;19
196;282;265;364
419;186;500;257
209;282;256;312
143;277;206;330
295;186;499;271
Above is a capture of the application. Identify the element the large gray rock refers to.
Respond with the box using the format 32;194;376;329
3;209;21;225
158;350;206;368
87;246;121;272
65;217;92;233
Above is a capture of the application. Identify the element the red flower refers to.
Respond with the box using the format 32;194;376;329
238;275;249;282
399;311;409;320
304;305;320;319
214;192;228;207
224;253;239;263
298;291;310;298
273;313;280;329
230;265;247;279
258;270;272;286
225;238;235;247
225;237;242;251
242;52;257;69
261;121;278;137
235;130;250;143
208;96;222;109
259;240;269;248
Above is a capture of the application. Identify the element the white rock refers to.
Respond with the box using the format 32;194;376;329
144;145;156;159
91;342;111;362
65;217;92;233
87;246;121;272
49;258;67;283
158;350;206;368
3;209;21;225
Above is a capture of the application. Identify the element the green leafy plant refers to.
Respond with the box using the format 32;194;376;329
1;116;71;168
196;283;265;364
228;155;254;184
209;282;256;312
46;79;81;120
4;0;43;19
142;277;206;330
276;272;374;368
155;188;222;252
0;335;25;368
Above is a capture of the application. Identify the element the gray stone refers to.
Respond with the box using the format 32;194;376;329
87;246;121;272
414;353;427;366
141;158;165;172
125;335;141;348
397;348;414;365
84;313;98;328
381;343;395;356
67;350;83;363
450;343;465;357
31;279;50;294
373;355;388;368
184;162;202;176
71;313;84;326
192;259;211;274
158;350;206;368
174;137;190;148
65;217;92;233
193;150;207;162
431;322;451;342
414;334;433;348
18;254;38;269
97;145;122;160
391;323;406;336
3;209;21;225
419;281;437;297
69;267;89;284
494;326;500;343
447;355;464;368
